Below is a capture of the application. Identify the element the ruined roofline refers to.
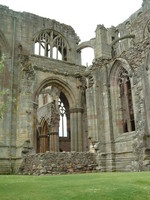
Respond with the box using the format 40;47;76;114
116;7;142;28
116;1;150;28
0;4;80;43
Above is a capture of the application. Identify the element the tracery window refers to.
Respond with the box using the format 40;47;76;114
118;68;135;132
58;98;67;137
34;30;68;61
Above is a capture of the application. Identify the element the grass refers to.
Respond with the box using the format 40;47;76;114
0;172;150;200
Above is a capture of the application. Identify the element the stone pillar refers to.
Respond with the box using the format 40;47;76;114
40;135;47;153
33;102;38;152
16;56;36;157
77;111;83;151
86;87;99;141
103;66;115;172
49;132;59;152
49;101;60;152
95;24;111;59
70;108;83;152
70;112;75;151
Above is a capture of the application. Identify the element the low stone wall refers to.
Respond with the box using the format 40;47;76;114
19;152;97;175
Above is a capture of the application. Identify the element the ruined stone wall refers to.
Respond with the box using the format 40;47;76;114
85;3;150;172
0;5;87;174
19;152;97;175
1;1;150;174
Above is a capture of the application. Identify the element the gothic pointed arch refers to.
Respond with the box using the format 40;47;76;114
39;118;49;153
34;77;76;108
34;77;78;153
109;58;135;138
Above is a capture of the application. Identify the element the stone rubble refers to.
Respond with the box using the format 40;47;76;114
19;152;98;175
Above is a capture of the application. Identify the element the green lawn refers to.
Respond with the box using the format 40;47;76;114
0;172;150;200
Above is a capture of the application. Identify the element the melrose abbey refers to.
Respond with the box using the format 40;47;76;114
1;0;150;174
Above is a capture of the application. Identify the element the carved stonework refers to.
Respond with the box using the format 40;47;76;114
84;67;94;88
49;101;60;133
93;58;111;69
37;102;53;124
20;56;36;80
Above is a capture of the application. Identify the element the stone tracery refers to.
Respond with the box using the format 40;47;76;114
34;29;68;61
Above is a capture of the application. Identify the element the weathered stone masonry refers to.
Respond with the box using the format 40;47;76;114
19;152;97;175
1;1;150;174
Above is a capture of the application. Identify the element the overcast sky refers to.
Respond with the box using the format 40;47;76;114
0;0;143;65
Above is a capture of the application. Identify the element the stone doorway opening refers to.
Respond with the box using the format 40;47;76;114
35;85;71;153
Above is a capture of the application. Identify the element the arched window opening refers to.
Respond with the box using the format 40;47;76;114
40;118;49;153
110;61;135;138
34;30;68;61
81;47;94;66
58;98;67;137
53;47;62;60
118;68;135;132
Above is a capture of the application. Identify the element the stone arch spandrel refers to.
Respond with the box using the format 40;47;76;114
34;76;76;109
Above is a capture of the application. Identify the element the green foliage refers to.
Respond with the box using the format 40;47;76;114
0;172;150;200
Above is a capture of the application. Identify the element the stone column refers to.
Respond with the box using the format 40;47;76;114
40;135;47;153
33;102;38;152
70;108;83;152
49;132;59;152
77;109;83;152
49;101;60;152
86;87;99;141
70;112;75;151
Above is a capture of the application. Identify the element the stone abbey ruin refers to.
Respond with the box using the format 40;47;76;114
1;0;150;174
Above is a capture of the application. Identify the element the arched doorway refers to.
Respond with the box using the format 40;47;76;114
35;85;71;153
34;77;84;153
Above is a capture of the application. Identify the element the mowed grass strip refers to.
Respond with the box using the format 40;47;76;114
0;172;150;200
